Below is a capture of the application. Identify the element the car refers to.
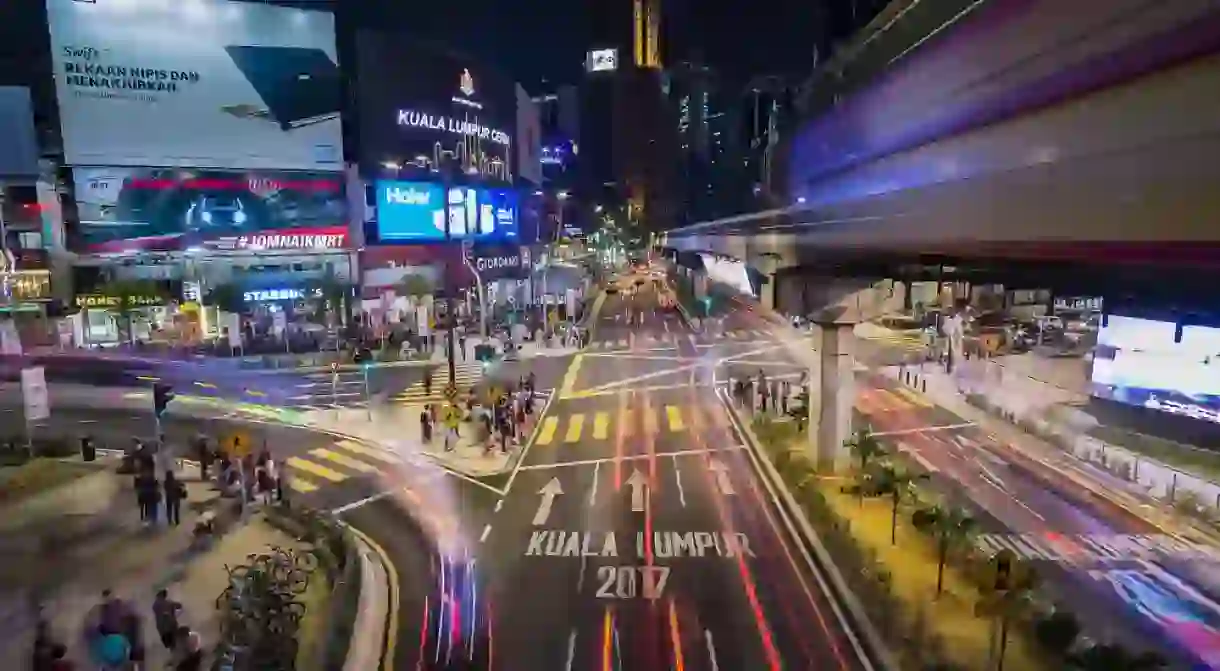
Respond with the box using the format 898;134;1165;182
185;194;249;232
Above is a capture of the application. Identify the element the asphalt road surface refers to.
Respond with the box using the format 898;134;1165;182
708;300;1220;668
471;286;872;671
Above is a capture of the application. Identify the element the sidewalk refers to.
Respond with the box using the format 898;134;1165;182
886;360;1217;538
0;458;304;669
297;400;541;478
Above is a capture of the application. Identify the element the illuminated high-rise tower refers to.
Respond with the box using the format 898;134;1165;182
632;0;661;68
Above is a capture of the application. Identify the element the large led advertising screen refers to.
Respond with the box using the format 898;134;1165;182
375;180;517;242
72;168;348;253
355;34;516;183
46;0;342;171
1090;315;1220;424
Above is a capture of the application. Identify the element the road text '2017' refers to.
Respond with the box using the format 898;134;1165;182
525;530;756;559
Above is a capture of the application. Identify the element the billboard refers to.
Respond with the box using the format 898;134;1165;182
72;168;348;253
374;180;517;242
587;49;618;73
355;33;515;182
1090;315;1220;425
46;0;342;171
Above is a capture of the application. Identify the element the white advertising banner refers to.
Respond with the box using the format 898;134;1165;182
21;367;50;422
46;0;343;171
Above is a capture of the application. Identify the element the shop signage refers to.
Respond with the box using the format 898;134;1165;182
235;232;347;250
395;110;510;146
244;288;319;302
74;293;164;309
475;253;521;273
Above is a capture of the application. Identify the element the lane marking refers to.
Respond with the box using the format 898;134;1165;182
590;461;601;506
705;630;720;671
480;524;492;543
673;453;687;507
515;446;746;470
565;630;577;671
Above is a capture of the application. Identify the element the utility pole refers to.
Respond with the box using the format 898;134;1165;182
442;179;457;391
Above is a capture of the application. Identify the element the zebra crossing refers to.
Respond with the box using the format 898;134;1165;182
584;329;786;351
286;369;369;410
856;329;932;354
282;437;408;494
391;361;486;404
533;402;735;446
973;532;1220;564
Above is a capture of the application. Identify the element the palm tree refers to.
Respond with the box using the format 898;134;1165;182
844;427;887;474
873;463;929;545
911;503;976;595
203;283;246;314
397;273;433;299
318;273;355;323
975;562;1039;671
1069;644;1166;670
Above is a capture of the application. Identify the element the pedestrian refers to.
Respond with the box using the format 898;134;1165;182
420;407;432;443
194;434;211;482
152;589;183;652
260;457;278;505
121;604;145;669
424;369;434;397
458;334;467;360
170;625;203;670
164;470;186;526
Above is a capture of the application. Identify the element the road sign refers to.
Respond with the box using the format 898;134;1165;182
443;383;458;400
330;362;339;373
222;431;252;458
441;404;462;428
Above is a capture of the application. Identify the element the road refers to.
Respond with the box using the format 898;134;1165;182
467;285;872;670
709;300;1220;668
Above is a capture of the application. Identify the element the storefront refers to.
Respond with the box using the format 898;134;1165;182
71;290;174;346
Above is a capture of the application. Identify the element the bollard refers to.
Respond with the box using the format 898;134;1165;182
1170;472;1178;504
921;378;927;393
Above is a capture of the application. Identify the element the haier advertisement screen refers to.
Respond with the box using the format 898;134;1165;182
375;180;516;241
1090;315;1220;424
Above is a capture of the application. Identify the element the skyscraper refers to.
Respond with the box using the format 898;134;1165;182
581;0;677;230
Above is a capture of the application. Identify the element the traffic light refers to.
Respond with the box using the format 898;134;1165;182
153;383;175;417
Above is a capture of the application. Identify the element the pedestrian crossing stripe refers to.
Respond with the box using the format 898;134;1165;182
533;404;733;446
973;532;1220;564
393;362;486;402
281;438;406;494
857;331;929;351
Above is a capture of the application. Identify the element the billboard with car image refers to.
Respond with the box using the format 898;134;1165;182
71;167;348;253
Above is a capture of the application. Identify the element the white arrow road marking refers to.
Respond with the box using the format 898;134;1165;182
707;459;735;496
533;477;564;526
626;469;648;512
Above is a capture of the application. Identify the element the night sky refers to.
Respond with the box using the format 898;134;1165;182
348;0;883;91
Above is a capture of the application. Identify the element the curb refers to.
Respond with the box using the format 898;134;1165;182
339;525;395;671
718;388;899;671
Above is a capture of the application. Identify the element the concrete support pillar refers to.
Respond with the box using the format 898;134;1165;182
807;319;856;473
760;273;776;311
